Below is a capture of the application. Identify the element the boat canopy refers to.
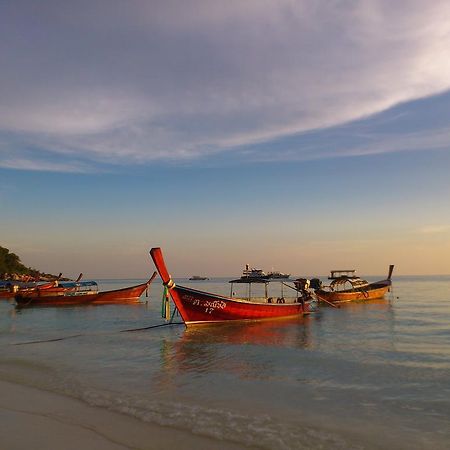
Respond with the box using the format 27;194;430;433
228;278;269;284
330;277;369;290
329;269;358;280
58;281;98;288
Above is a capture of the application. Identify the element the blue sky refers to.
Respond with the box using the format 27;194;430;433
1;1;450;277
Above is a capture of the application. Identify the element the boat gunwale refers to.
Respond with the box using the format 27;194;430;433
175;284;304;306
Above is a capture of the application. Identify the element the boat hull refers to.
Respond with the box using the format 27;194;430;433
15;276;155;307
171;285;308;325
315;280;391;304
150;247;310;326
0;289;17;299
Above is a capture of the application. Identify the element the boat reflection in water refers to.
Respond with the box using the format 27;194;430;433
155;297;396;383
155;316;313;388
181;315;312;347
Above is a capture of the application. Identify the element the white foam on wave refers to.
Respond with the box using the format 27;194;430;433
0;356;364;449
75;386;362;450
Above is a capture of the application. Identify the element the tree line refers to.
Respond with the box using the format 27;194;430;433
0;246;40;280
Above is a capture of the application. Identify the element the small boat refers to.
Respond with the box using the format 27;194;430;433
189;275;209;281
313;265;394;305
150;247;314;326
14;273;157;307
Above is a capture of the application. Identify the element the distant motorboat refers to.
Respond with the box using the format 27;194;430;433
189;275;209;281
240;264;269;281
266;270;290;279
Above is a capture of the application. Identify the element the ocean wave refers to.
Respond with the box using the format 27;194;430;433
77;387;362;450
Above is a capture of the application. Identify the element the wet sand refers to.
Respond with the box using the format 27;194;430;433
0;380;248;450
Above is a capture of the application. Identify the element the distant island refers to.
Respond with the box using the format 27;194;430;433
0;245;66;281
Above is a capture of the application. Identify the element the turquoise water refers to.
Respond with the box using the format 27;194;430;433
0;276;449;449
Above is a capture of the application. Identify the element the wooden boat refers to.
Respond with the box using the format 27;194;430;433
314;265;394;304
150;247;313;326
14;272;157;307
0;280;58;299
1;273;82;299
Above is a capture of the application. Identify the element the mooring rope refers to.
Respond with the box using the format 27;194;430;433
12;334;84;346
120;321;184;333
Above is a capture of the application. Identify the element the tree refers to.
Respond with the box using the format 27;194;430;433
0;246;33;278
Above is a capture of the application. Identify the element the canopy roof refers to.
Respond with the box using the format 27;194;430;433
58;281;98;288
330;277;369;289
329;269;358;280
229;278;269;284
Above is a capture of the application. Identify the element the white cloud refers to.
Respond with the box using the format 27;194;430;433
1;0;450;169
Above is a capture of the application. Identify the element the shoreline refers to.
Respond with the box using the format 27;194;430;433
0;379;249;450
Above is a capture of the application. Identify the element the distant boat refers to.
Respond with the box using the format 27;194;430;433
189;275;209;281
266;270;290;279
240;264;269;281
240;265;290;280
312;266;394;305
14;272;157;307
150;248;314;326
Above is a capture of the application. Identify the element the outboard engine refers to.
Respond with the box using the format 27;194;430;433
309;278;323;290
294;278;310;291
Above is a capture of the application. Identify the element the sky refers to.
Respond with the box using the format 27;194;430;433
1;0;450;278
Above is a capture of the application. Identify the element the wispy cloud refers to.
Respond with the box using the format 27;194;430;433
0;155;96;173
1;1;450;170
419;225;450;234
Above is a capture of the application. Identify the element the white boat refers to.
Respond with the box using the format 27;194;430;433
241;264;268;280
267;270;290;279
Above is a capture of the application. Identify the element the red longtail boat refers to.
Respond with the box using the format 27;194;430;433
14;272;157;307
313;265;394;305
0;273;69;299
150;247;313;326
0;280;62;299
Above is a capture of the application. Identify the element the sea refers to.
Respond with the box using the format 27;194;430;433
0;275;449;449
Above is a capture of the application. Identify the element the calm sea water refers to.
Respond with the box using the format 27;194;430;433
0;276;449;449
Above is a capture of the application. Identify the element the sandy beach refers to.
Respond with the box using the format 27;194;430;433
0;380;249;450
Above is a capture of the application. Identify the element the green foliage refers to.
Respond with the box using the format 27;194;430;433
0;246;34;277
